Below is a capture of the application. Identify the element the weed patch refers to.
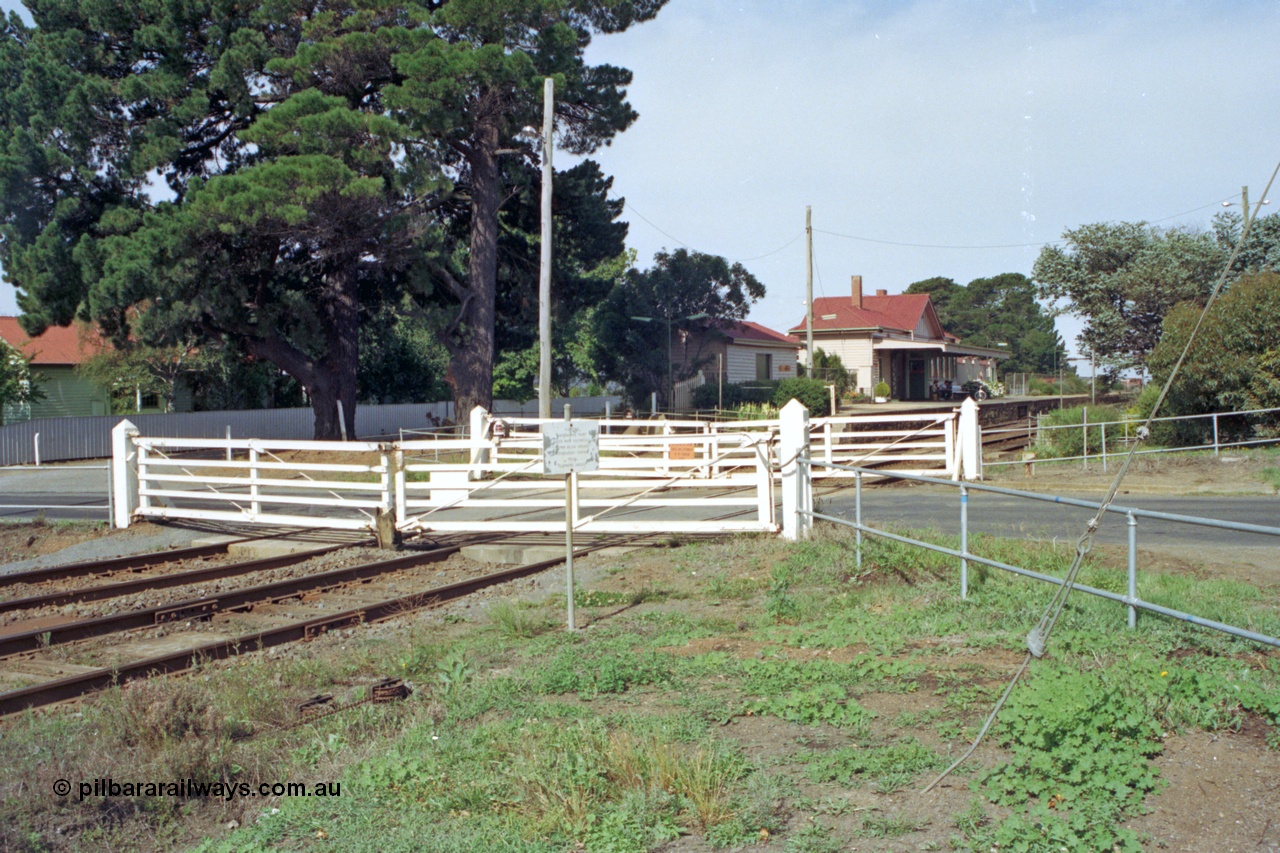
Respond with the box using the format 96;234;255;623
801;738;944;792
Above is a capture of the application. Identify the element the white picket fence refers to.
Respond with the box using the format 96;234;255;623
110;401;982;537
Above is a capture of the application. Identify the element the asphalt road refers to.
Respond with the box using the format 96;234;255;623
0;493;111;521
3;459;1277;554
819;486;1280;551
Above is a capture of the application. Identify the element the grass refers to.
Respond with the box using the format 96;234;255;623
2;524;1278;851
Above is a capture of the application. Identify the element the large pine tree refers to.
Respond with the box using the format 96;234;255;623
0;0;664;437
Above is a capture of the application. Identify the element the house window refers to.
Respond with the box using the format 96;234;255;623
139;394;159;409
755;353;772;382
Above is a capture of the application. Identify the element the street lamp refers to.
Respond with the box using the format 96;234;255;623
631;311;709;411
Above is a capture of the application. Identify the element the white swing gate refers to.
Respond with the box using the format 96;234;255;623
110;414;777;535
110;403;977;535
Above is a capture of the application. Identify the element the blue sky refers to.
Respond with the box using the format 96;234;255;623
3;0;1279;360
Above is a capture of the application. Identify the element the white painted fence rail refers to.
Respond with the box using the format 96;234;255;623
111;402;981;537
111;416;779;536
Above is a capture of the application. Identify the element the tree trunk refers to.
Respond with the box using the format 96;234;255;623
308;373;343;441
321;270;361;441
245;285;359;442
445;118;500;417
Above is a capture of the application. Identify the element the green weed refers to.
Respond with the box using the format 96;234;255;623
537;645;671;697
486;599;550;639
801;738;943;792
856;812;924;838
746;684;873;730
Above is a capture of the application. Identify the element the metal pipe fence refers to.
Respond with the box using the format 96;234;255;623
798;457;1280;650
985;405;1280;472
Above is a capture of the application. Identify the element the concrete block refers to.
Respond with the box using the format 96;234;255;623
226;540;336;560
462;543;566;565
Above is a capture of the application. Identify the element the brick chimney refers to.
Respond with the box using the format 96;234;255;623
875;288;888;296
851;275;862;309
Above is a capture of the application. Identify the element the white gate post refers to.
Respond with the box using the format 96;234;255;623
780;399;811;540
111;419;139;529
469;405;491;480
956;397;982;480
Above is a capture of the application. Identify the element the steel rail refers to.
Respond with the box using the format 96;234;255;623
0;536;637;716
0;541;236;588
0;544;346;615
0;544;465;657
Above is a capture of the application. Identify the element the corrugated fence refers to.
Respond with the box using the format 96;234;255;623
0;397;621;466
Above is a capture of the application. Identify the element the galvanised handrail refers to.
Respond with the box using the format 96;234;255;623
799;457;1280;650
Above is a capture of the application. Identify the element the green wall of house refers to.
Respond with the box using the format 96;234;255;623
26;367;114;419
5;368;197;422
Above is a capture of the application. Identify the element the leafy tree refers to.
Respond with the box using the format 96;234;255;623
184;345;305;412
0;0;665;438
78;336;216;413
903;276;964;319
487;162;631;401
906;273;1065;375
0;338;41;420
1031;222;1224;374
1144;271;1280;442
358;303;450;405
380;0;666;415
592;249;765;407
1212;210;1280;276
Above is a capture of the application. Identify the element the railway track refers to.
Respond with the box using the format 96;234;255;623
0;444;1015;719
982;417;1035;455
0;529;663;717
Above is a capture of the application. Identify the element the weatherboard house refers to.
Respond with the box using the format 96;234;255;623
0;317;195;423
674;320;801;385
788;276;1006;400
0;317;114;422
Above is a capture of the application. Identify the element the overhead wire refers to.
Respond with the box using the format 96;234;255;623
921;160;1280;795
625;192;1247;265
623;201;803;262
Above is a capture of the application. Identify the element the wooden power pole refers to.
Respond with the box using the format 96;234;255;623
805;206;813;369
538;78;554;419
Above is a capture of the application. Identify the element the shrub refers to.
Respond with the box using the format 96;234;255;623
873;381;891;399
773;377;830;415
1035;404;1125;457
691;381;775;410
801;348;851;397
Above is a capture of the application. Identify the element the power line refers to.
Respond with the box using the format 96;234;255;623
629;193;1245;261
814;228;1057;251
624;201;803;262
810;237;828;301
815;195;1246;250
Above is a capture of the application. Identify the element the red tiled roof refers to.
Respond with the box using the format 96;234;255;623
788;293;938;337
0;317;109;365
717;319;800;348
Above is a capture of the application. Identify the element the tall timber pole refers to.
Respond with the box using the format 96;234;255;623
538;78;555;420
805;206;814;369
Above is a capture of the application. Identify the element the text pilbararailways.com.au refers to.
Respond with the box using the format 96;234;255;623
54;778;341;802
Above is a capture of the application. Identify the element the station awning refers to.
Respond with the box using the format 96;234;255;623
875;339;1009;359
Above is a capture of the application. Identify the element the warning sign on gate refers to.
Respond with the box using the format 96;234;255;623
668;443;696;461
542;422;600;474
